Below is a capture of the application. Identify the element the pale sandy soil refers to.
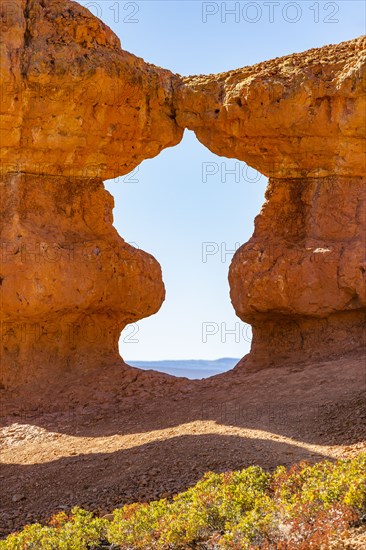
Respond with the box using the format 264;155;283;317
0;350;365;537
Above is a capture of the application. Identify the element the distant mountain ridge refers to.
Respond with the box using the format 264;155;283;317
127;358;239;379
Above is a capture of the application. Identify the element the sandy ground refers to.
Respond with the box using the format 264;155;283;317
0;350;365;536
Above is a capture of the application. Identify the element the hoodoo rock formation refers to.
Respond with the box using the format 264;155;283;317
0;172;165;389
229;176;366;367
0;0;365;391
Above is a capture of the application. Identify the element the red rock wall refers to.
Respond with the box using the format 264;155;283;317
0;173;165;387
0;0;364;388
229;177;366;367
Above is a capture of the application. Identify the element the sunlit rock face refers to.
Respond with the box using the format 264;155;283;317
0;0;178;388
0;172;165;388
229;176;366;366
0;0;183;179
176;36;366;367
176;37;365;179
0;0;364;390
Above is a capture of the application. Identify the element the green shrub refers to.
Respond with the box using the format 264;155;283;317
272;454;366;512
1;454;365;549
0;508;107;550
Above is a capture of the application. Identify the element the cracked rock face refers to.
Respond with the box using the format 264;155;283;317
0;0;365;390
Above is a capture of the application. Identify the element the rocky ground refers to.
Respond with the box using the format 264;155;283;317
0;349;365;537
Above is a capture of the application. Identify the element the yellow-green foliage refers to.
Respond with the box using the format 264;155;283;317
1;454;365;549
0;508;108;550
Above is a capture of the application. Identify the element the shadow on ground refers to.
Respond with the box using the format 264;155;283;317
0;433;328;534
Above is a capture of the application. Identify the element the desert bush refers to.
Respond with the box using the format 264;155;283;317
0;508;108;550
1;454;365;549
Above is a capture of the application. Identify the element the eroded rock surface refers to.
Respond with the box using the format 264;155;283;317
0;0;183;179
229;176;366;366
177;37;366;367
0;172;165;388
0;0;365;393
177;37;366;178
0;0;182;391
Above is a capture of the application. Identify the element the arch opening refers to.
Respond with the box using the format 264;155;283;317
105;130;267;379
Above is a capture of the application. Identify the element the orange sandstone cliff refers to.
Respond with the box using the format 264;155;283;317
0;0;182;390
0;0;365;392
176;38;366;367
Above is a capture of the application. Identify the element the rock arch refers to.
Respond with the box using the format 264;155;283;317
0;0;365;390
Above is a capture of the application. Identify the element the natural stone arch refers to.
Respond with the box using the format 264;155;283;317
0;0;365;392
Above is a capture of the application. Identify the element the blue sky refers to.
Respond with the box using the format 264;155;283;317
78;0;365;361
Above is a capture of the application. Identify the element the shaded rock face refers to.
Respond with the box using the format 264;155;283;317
0;0;365;390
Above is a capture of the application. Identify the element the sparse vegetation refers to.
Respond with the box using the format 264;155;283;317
1;454;365;549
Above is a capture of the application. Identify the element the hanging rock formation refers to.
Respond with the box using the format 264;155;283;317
176;38;365;179
0;0;365;392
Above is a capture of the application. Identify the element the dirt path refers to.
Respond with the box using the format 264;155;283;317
1;351;365;536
